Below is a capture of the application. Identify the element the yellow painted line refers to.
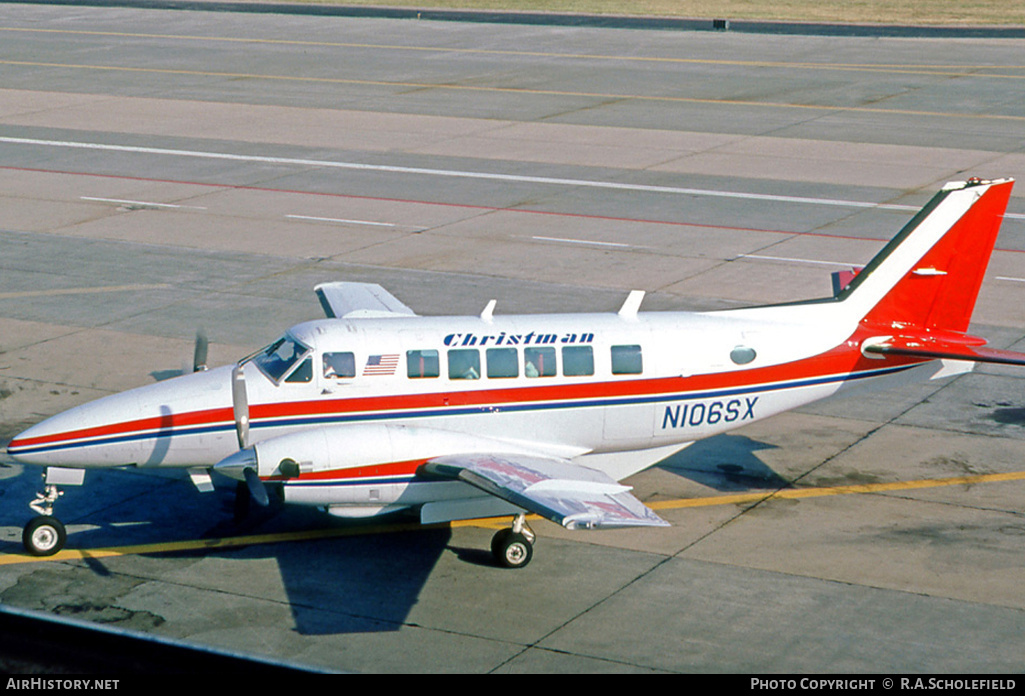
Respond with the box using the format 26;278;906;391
0;523;423;566
649;470;1025;510
0;517;500;566
3;59;1024;123
3;470;1023;566
0;284;171;300
3;26;1024;79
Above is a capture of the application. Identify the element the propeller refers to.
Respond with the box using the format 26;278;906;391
217;362;302;517
221;362;269;508
243;467;270;508
231;362;249;450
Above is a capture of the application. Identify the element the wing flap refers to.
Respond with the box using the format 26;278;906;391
423;453;669;529
315;282;416;319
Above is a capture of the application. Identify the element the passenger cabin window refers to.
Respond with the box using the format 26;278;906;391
486;348;518;378
407;350;439;379
323;352;356;379
448;349;480;380
524;347;556;377
611;344;643;375
562;346;594;377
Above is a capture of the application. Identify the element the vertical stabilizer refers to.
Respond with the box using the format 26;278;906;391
839;178;1014;334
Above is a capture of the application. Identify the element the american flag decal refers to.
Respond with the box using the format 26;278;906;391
363;354;400;376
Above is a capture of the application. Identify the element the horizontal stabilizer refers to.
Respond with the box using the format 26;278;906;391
831;268;862;296
422;453;668;530
864;333;1025;366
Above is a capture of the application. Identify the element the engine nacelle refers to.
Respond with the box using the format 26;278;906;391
249;423;548;481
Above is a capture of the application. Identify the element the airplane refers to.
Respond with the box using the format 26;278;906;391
6;177;1024;568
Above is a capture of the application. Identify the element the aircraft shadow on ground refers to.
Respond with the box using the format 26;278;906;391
0;466;455;636
0;434;790;638
232;519;454;636
657;433;789;491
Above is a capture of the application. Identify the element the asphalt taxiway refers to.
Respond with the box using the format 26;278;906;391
1;3;1024;673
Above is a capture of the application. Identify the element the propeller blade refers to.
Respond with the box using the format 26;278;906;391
243;467;270;507
193;330;209;372
231;363;249;449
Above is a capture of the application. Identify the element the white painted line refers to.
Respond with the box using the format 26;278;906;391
0;284;172;300
286;214;396;227
739;253;861;267
81;196;206;210
996;276;1025;283
531;235;633;248
0;136;958;214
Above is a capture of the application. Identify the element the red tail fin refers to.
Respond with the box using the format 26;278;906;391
856;178;1014;333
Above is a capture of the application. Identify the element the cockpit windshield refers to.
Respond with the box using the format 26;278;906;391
249;335;312;383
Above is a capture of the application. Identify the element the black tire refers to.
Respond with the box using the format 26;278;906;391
491;528;533;569
23;516;66;556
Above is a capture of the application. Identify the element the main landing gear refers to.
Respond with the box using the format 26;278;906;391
23;483;67;556
490;514;535;569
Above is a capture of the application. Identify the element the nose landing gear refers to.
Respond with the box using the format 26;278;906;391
21;468;83;556
24;483;67;556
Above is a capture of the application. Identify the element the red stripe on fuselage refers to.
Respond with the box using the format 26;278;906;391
8;338;918;452
8;405;234;450
270;458;429;483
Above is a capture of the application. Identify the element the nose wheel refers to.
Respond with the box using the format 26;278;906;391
23;482;68;556
491;514;535;569
23;515;67;556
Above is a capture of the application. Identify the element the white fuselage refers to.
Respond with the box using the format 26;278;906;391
7;301;957;517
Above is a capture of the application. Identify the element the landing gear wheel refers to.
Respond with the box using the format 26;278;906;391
23;516;66;557
491;528;533;569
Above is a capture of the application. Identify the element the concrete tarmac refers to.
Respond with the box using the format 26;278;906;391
1;3;1024;673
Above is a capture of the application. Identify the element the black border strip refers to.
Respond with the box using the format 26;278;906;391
4;0;1025;38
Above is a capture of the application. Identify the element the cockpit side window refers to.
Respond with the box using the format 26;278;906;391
285;357;313;383
251;335;312;384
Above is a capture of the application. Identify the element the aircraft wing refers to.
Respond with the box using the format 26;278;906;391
422;453;669;529
315;282;417;319
864;333;1025;366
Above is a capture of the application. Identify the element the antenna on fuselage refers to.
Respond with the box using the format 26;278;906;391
192;330;209;373
618;290;645;319
481;299;497;323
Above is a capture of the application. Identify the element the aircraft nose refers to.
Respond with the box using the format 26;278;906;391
7;421;55;466
6;396;139;467
6;365;238;468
